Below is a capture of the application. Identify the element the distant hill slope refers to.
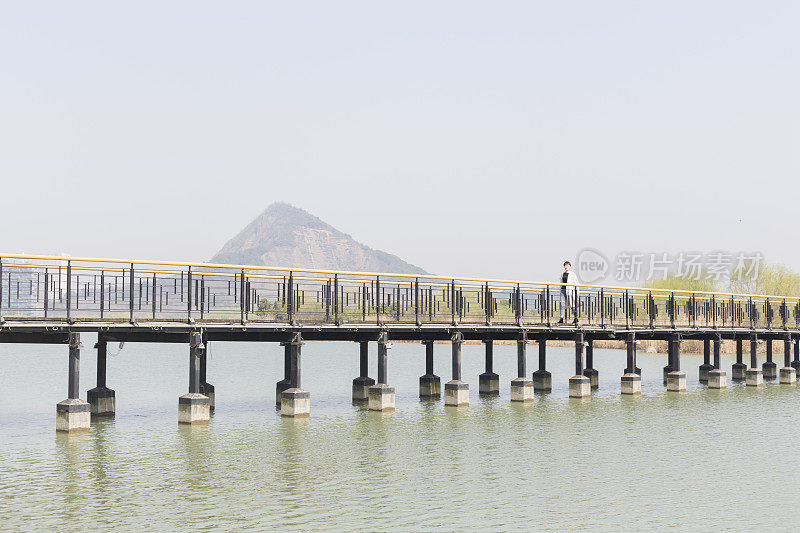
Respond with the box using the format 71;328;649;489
210;202;427;274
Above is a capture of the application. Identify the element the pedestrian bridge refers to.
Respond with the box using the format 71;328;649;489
1;253;798;431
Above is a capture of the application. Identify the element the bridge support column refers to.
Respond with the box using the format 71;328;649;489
511;334;534;402
780;337;796;385
369;333;395;411
179;332;210;424
87;337;115;416
708;335;726;389
746;334;763;387
763;339;777;380
419;341;440;398
199;338;215;411
479;340;499;395
532;340;552;391
57;332;90;433
276;343;291;407
353;341;375;402
666;334;686;392
444;332;468;407
663;339;673;384
569;332;590;398
621;333;641;395
732;338;746;380
699;338;713;383
582;338;598;389
791;339;800;375
282;333;310;417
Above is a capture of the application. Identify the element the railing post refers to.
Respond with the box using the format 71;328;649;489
766;298;771;329
129;264;135;323
414;278;420;325
545;285;551;326
153;272;157;320
66;260;72;323
100;270;105;319
669;292;675;328
375;275;381;325
239;269;245;324
332;273;337;325
711;294;716;328
624;290;630;329
450;280;456;325
783;299;788;330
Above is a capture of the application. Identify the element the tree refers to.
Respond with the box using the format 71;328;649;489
728;263;800;297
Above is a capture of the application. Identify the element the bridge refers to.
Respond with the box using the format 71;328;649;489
2;252;799;431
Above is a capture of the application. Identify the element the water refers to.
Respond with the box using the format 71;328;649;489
1;337;799;531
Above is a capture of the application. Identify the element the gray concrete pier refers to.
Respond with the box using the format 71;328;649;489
621;333;641;395
762;339;777;380
569;332;590;398
732;338;746;380
532;339;552;392
780;337;796;385
746;335;763;387
510;334;534;402
86;339;115;416
57;332;91;432
419;340;441;398
444;332;468;406
708;336;726;389
368;333;395;411
666;334;686;392
352;341;375;401
478;340;499;395
179;332;211;424
699;338;712;383
280;333;310;417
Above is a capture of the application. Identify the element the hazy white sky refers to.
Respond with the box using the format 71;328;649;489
1;1;798;282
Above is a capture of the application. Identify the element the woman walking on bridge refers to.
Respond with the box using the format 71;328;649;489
558;261;579;324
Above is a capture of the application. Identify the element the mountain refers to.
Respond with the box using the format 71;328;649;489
210;202;427;274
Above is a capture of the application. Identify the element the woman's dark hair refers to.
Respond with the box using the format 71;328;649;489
563;261;571;266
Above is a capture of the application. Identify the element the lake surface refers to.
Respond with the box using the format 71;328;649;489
2;337;799;531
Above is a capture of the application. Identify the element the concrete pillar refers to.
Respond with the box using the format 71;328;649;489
352;341;375;401
86;338;115;417
708;336;726;389
663;339;673;384
621;333;641;395
369;333;395;411
763;339;777;380
732;338;746;380
199;339;215;411
281;333;310;417
569;332;590;398
746;334;763;387
510;334;534;402
444;332;468;406
179;332;210;424
57;332;90;432
419;340;440;398
582;338;598;388
532;339;552;391
276;343;291;407
666;334;686;392
699;338;713;383
780;338;796;385
478;340;499;395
